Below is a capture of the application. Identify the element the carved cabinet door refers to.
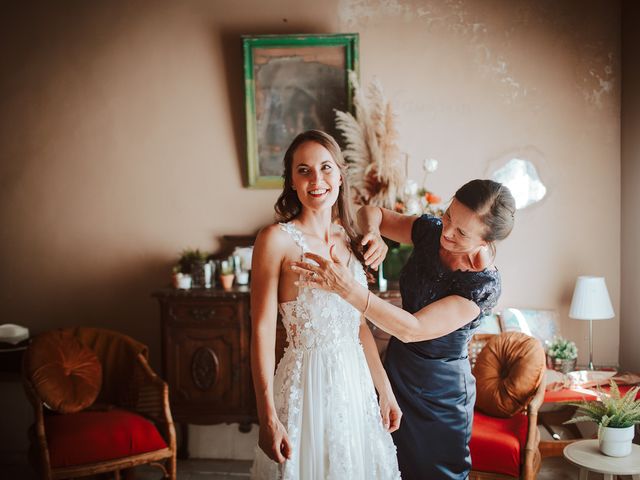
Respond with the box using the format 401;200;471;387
163;300;249;423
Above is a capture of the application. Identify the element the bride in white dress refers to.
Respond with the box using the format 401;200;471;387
250;130;401;479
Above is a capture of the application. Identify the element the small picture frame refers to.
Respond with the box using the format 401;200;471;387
242;33;359;188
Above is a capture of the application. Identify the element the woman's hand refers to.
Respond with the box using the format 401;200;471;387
258;416;292;463
361;230;388;270
290;246;355;298
379;389;402;433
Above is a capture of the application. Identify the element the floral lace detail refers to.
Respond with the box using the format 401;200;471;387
251;222;400;480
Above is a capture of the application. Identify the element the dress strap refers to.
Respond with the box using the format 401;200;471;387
279;222;309;256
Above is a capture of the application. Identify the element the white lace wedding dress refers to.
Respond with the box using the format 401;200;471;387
251;222;400;480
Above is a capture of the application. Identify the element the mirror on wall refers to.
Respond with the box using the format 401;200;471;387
491;158;547;209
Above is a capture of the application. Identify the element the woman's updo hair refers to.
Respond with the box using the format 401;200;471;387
454;179;516;247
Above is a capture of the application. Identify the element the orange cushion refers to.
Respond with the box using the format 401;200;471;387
470;409;528;477
473;332;545;417
24;330;102;413
45;409;167;467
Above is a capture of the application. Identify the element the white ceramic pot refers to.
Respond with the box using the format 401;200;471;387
176;273;192;290
598;425;635;457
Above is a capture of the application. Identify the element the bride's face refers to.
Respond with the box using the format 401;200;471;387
291;141;342;211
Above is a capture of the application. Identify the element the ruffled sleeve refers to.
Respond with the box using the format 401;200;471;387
451;270;501;317
411;214;442;249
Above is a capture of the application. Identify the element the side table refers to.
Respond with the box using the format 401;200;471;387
563;439;640;480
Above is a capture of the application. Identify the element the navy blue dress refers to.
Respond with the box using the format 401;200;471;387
384;215;501;480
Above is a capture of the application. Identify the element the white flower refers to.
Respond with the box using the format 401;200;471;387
402;179;419;196
405;198;422;215
423;158;439;173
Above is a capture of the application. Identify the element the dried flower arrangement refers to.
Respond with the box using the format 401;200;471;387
335;71;405;210
335;72;442;217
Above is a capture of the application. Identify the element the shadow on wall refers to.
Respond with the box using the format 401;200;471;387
25;255;172;371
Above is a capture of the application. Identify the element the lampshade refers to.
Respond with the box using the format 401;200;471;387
569;276;615;320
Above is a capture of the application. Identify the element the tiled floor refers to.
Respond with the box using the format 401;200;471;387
6;456;634;479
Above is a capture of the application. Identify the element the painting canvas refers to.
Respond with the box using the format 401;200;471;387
243;34;359;188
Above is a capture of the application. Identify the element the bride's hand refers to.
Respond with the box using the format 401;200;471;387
379;390;402;433
290;246;354;298
259;416;292;463
361;230;388;270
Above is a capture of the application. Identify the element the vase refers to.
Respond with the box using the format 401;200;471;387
598;425;635;457
190;260;206;288
203;262;213;288
546;355;576;374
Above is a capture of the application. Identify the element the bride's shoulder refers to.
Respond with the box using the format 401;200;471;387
254;223;292;254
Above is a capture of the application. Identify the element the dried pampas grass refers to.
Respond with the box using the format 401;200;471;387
335;71;405;209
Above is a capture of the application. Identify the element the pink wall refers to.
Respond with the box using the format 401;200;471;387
0;0;621;368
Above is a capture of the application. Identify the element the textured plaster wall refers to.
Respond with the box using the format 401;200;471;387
0;0;621;373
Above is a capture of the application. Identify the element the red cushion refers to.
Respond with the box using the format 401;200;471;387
470;409;528;478
45;409;167;467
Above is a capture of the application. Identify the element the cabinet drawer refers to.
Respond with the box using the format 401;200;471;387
166;301;240;327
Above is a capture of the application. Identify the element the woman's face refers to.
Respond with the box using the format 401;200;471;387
291;141;342;211
440;198;488;253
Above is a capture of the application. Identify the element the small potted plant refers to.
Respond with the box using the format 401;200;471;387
546;337;578;373
219;259;235;290
178;249;209;288
565;380;640;457
171;264;192;290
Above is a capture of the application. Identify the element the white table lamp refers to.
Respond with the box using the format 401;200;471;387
568;276;614;370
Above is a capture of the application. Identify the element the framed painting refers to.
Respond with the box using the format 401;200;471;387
242;33;359;188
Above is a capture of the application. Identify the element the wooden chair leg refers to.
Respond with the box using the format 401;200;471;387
167;455;177;480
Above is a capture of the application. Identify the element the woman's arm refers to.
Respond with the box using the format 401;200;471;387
357;206;417;245
354;287;480;343
293;251;480;343
357;206;418;269
358;319;402;432
250;226;291;463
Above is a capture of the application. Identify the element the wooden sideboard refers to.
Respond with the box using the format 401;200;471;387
153;286;401;456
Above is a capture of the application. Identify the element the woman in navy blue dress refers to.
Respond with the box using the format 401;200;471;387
292;179;515;479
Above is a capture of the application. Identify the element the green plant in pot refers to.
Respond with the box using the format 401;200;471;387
219;258;235;290
565;380;640;457
546;337;578;373
178;249;209;288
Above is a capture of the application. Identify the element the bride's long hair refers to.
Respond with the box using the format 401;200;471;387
275;130;368;269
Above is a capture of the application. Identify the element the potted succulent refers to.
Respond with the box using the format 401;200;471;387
565;380;640;457
546;337;578;373
178;249;209;288
219;259;235;290
171;264;192;290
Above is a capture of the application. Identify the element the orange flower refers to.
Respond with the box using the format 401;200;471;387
425;192;441;204
394;201;405;213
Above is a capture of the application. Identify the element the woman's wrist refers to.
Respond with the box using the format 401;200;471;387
256;400;278;425
377;382;395;400
345;284;370;313
357;206;382;234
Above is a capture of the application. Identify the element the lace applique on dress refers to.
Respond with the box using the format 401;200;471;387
250;222;400;480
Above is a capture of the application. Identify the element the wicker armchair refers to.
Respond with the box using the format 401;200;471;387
23;327;176;480
468;333;546;480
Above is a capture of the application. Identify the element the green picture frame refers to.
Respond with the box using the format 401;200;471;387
242;33;359;188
